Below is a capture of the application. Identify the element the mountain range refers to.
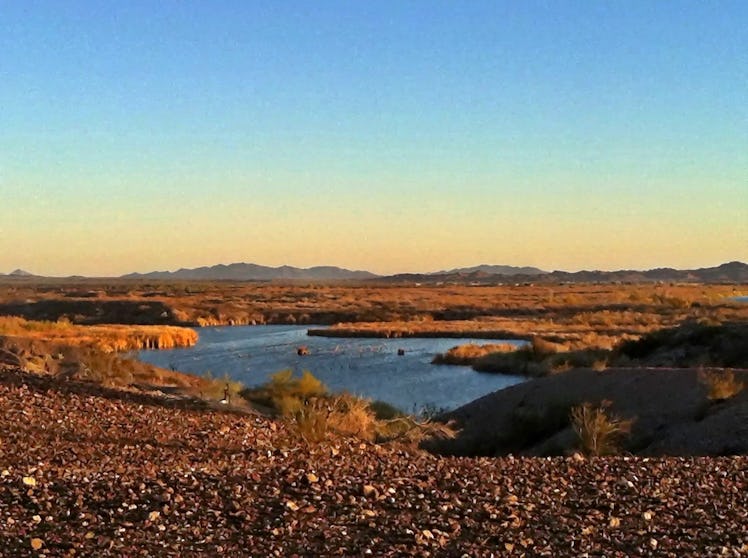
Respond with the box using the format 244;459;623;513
2;261;747;283
435;265;547;276
376;261;748;285
121;263;377;281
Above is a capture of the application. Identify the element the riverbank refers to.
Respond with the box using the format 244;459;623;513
1;365;745;557
430;365;748;457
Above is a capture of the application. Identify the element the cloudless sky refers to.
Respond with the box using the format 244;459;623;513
1;1;746;276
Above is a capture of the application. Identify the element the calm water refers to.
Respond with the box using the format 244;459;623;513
139;325;525;413
732;296;748;303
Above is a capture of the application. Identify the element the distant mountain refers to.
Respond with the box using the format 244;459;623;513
437;265;547;276
546;261;748;284
122;262;378;281
8;269;34;277
376;262;748;285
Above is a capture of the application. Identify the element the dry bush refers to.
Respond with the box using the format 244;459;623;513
327;394;377;440
246;370;455;445
282;393;376;444
268;369;326;400
699;369;744;401
376;415;458;445
290;397;330;444
571;401;633;456
432;343;517;365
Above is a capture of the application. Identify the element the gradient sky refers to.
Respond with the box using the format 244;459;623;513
1;1;746;276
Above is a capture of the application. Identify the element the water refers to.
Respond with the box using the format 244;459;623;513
732;296;748;303
139;325;526;413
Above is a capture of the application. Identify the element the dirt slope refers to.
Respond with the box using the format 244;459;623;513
434;367;748;457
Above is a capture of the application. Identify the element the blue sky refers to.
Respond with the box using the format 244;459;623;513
1;1;746;275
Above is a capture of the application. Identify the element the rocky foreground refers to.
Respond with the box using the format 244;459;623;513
1;368;746;557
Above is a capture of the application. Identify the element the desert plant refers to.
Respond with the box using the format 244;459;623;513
570;400;633;456
326;393;377;440
375;415;457;444
699;369;744;401
291;397;330;444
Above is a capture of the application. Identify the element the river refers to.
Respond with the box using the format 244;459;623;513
139;325;526;413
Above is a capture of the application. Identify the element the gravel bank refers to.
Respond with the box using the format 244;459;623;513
1;368;746;557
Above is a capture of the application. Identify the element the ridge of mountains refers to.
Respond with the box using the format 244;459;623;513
121;263;378;281
376;261;748;284
436;265;547;276
1;261;747;283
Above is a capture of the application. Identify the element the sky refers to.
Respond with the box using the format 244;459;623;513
1;1;746;276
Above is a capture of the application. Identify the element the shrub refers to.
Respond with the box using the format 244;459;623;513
243;370;456;445
291;397;330;444
570;401;633;456
327;394;377;440
432;343;518;365
279;393;377;443
699;369;744;401
375;415;457;444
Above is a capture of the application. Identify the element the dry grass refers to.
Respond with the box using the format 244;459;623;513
2;281;744;337
699;369;745;401
0;316;197;351
432;343;518;365
291;397;330;444
243;370;457;445
571;401;633;456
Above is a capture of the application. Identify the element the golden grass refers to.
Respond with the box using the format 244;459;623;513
0;316;197;351
571;400;633;456
432;343;518;365
243;370;457;445
2;281;745;334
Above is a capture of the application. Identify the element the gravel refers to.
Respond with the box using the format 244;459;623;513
1;367;746;557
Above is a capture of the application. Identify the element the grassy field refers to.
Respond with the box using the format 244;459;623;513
1;279;745;407
1;280;745;334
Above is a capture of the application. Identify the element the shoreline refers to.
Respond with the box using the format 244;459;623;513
307;327;531;340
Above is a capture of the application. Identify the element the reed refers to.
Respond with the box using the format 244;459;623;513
0;316;198;352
